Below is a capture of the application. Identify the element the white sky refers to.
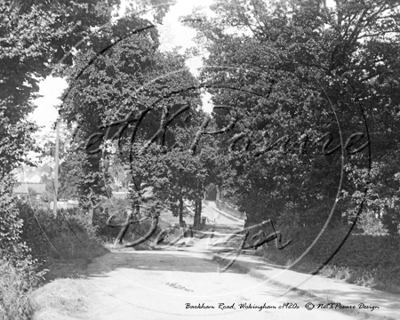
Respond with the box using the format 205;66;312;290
32;76;68;131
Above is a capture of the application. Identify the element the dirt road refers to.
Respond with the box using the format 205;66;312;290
38;249;362;320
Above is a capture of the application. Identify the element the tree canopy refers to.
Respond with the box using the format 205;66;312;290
182;0;400;230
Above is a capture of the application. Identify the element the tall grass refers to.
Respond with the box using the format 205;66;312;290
0;258;37;320
32;279;90;320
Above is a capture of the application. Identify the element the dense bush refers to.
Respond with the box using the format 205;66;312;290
18;204;107;263
0;178;40;320
96;211;169;247
1;179;159;319
0;178;31;261
92;197;169;245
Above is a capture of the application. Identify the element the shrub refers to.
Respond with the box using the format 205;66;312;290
356;209;387;236
93;198;168;245
320;265;352;281
0;177;31;262
18;204;108;282
0;177;42;320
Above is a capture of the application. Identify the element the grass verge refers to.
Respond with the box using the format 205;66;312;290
32;279;90;320
12;205;109;318
257;226;400;295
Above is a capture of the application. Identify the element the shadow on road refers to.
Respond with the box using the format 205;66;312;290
83;250;253;278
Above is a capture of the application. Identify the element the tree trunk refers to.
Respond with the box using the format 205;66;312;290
179;197;184;226
134;200;140;217
89;207;94;225
89;201;102;226
193;199;202;230
199;200;202;227
114;212;133;246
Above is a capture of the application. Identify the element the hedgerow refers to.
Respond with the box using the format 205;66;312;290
0;177;39;320
18;205;108;272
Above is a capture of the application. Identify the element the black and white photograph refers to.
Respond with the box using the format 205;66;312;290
1;0;399;319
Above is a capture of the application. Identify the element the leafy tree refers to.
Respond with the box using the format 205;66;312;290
0;8;145;316
58;7;215;234
0;0;124;178
1;0;133;266
0;0;177;314
184;0;400;228
139;118;220;228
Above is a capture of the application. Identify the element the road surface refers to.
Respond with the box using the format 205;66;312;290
201;201;244;226
67;249;358;320
34;205;378;320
